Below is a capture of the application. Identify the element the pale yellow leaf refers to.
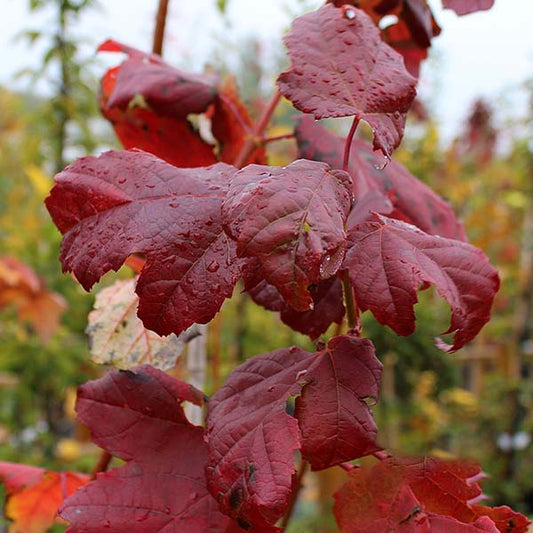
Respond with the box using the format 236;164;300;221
87;279;184;370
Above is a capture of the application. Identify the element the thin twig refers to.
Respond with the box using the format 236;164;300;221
339;462;358;471
152;0;170;56
90;451;113;480
373;450;391;461
233;91;282;168
342;271;358;331
261;132;296;144
343;116;360;172
280;459;308;530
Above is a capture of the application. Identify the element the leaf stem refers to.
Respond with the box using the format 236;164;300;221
90;451;113;480
261;132;296;144
233;90;282;169
280;459;308;530
373;451;391;461
342;270;360;332
343;116;360;172
152;0;170;56
339;462;358;472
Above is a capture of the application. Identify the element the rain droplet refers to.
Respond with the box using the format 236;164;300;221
296;369;308;381
207;260;220;273
343;6;356;19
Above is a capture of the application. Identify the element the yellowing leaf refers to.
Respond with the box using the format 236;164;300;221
87;278;185;370
24;165;52;199
0;462;88;533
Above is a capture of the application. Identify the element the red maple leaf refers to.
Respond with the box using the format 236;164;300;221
334;457;529;533
205;334;381;530
59;366;240;532
295;116;466;241
342;215;499;351
278;5;416;157
45;150;242;336
223;159;352;311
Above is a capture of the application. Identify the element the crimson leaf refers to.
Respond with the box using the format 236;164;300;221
59;366;239;532
247;276;345;339
342;215;499;352
100;66;217;168
205;334;381;530
278;4;416;157
99;40;218;118
99;40;261;167
45;150;242;336
334;457;529;533
442;0;494;16
295;116;466;241
223;159;352;312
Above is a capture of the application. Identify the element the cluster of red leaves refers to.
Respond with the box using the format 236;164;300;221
334;457;529;533
5;1;519;532
0;257;66;342
44;5;499;349
53;364;528;533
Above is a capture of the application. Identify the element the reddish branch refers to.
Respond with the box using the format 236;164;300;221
233;91;282;169
343;116;360;172
90;451;113;480
153;0;170;56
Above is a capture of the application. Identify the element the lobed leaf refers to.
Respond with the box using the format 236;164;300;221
334;457;529;533
205;335;381;530
342;215;499;352
223;159;352;311
45;150;242;336
295;116;466;241
87;278;186;370
60;366;238;532
278;4;417;157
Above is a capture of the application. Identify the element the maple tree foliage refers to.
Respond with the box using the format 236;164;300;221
45;150;242;336
59;366;238;532
7;0;520;531
245;275;345;339
333;457;529;533
205;334;382;530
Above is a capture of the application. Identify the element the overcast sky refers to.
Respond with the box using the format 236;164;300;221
1;0;532;142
